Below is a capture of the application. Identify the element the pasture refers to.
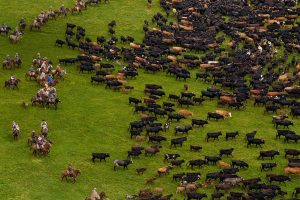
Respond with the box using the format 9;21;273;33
0;0;299;199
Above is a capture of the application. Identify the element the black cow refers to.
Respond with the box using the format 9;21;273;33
247;138;265;148
264;105;280;113
178;98;194;107
181;92;195;99
171;159;185;167
268;174;291;184
188;159;206;169
285;149;300;158
163;102;175;108
168;94;180;101
211;192;224;200
206;132;222;142
190;145;202;151
127;150;142;159
164;153;180;161
186;192;207;200
232;160;249;169
113;159;133;170
182;172;201;183
168;113;185;122
129;97;141;105
259;150;280;160
175;125;192;134
148;135;167;143
146;126;163;136
173;173;185;181
205;156;221;165
207;112;224;120
170;137;187;148
92;153;110;162
91;76;105;84
284;134;300;143
55;39;65;47
225;131;239;140
274;120;294;129
191;119;208;127
261;163;277;171
219;148;234;157
276;130;295;139
130;128;143;138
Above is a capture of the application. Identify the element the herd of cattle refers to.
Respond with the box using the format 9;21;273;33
50;0;300;199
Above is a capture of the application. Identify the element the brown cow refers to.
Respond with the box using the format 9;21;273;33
178;109;193;117
157;166;172;176
172;46;186;52
215;110;232;118
130;43;141;49
219;96;236;104
267;92;282;97
284;167;300;175
217;161;231;169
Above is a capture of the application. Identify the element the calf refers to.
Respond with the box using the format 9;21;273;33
136;168;146;175
219;148;234;157
190;145;202;151
247;138;265;148
231;160;249;169
261;163;277;171
191;119;208;127
206;132;222;142
225;131;239;140
259;150;280;160
91;153;110;162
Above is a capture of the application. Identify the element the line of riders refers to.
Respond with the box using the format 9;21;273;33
12;120;52;155
4;53;66;91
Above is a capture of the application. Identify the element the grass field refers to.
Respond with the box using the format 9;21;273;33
0;1;299;199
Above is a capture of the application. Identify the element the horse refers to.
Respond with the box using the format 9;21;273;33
25;71;37;80
71;6;82;14
9;34;22;43
61;169;81;183
30;21;41;31
4;79;21;89
2;60;13;70
31;96;45;107
46;98;61;109
12;59;22;68
0;27;11;35
12;129;20;140
32;141;52;156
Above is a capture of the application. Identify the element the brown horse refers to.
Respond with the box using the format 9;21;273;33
12;129;20;140
71;6;82;14
284;167;300;176
31;96;45;107
30;21;42;31
61;169;81;183
25;71;37;80
32;141;51;156
4;79;21;89
12;60;22;68
2;60;13;70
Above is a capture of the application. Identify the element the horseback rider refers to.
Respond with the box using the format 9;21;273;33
1;23;7;31
14;53;20;63
20;18;25;25
31;131;37;142
41;119;47;130
10;74;16;84
90;188;100;200
36;52;41;61
47;75;53;86
67;163;74;175
12;28;20;37
5;54;11;62
12;121;19;131
37;135;44;150
60;4;65;13
55;64;62;74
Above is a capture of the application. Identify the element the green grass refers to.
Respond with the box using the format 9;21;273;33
0;1;299;199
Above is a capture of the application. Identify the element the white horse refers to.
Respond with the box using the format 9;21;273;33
9;34;22;43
